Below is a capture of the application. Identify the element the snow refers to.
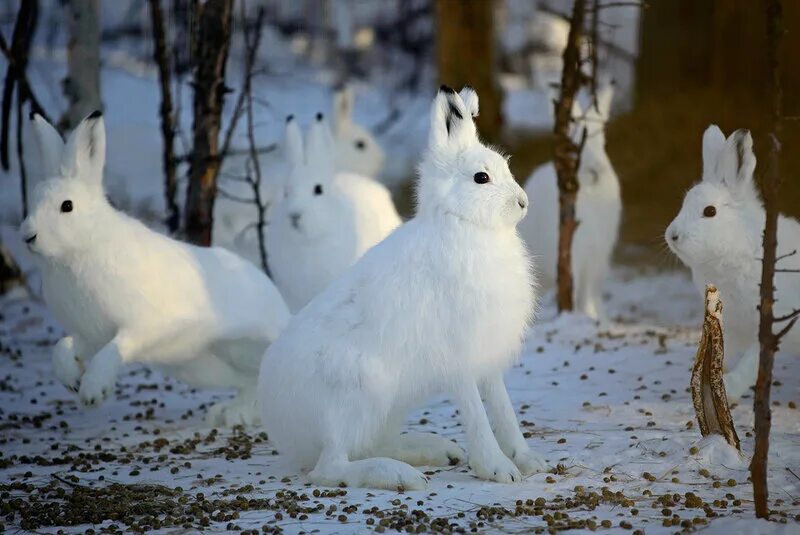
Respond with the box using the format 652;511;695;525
1;262;798;533
1;7;798;532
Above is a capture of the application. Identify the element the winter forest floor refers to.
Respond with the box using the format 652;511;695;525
1;267;799;534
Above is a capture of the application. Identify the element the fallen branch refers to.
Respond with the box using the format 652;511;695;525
690;285;740;451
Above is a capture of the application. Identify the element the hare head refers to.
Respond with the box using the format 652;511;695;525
417;86;527;230
666;126;762;268
278;114;349;241
332;85;385;178
20;111;111;261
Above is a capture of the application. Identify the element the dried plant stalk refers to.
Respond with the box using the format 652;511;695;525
690;284;741;451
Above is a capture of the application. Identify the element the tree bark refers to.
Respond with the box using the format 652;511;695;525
60;0;102;130
553;0;586;314
183;0;233;246
752;0;788;519
435;0;502;142
690;285;741;451
148;0;179;233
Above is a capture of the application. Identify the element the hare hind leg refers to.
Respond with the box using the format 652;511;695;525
309;446;428;491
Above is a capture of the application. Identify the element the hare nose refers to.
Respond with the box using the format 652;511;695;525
517;196;527;210
25;234;37;244
670;233;679;242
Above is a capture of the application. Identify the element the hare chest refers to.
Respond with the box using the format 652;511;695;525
416;230;534;380
42;262;118;355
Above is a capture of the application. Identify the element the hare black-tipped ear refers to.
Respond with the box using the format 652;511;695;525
429;86;477;151
284;115;304;167
27;112;64;181
716;129;756;195
61;111;106;189
307;113;335;171
459;86;479;118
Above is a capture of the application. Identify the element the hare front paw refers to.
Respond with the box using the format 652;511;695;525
469;448;522;483
78;363;117;407
510;447;549;476
52;337;84;393
205;398;260;427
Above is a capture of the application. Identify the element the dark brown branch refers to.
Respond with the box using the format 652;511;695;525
775;268;800;273
773;308;800;324
752;0;785;520
149;0;180;233
241;5;270;275
1;1;41;171
775;249;797;263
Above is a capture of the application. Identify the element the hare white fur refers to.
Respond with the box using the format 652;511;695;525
666;126;800;401
519;85;621;320
259;86;548;491
20;112;291;426
332;85;386;179
266;114;400;312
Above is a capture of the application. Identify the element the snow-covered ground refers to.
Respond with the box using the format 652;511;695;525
2;265;798;534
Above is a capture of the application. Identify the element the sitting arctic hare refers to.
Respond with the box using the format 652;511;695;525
266;114;400;312
332;85;386;179
519;84;621;320
20;112;291;426
666;126;800;401
259;86;548;490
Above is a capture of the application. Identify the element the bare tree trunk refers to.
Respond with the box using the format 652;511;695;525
60;0;102;130
0;243;23;295
0;0;44;218
435;0;502;142
553;0;586;313
183;0;233;246
148;0;179;233
752;0;793;519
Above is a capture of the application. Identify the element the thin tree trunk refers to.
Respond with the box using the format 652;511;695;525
553;0;586;313
1;0;41;171
435;0;502;142
148;0;179;233
752;0;787;519
183;0;233;246
60;0;102;130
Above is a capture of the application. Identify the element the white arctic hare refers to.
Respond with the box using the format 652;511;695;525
259;86;548;491
666;126;800;401
332;85;386;179
266;114;400;312
519;85;621;320
20;112;291;426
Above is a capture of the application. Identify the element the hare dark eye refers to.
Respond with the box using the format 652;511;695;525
703;205;716;218
355;140;366;150
474;172;490;184
60;200;73;213
314;184;323;195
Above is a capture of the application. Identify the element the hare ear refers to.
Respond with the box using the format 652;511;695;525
307;112;336;173
701;124;726;181
333;85;354;133
28;112;64;180
459;86;479;118
428;85;477;152
716;129;756;195
61;110;105;189
284;115;304;167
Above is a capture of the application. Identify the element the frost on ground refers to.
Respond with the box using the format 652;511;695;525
1;267;798;534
